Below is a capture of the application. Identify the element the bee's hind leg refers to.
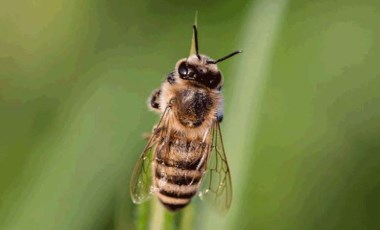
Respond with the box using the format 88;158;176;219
148;88;161;111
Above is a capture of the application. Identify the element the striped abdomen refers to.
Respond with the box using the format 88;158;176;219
153;136;209;211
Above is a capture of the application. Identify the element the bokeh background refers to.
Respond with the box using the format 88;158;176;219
1;0;380;229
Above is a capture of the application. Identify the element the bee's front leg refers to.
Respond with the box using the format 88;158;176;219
148;88;161;111
217;107;224;123
217;113;223;123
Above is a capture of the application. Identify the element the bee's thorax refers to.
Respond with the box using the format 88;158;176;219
173;88;213;128
159;79;222;136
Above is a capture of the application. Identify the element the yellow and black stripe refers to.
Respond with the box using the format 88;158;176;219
154;138;208;211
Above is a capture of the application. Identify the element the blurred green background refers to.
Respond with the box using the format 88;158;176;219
1;0;380;229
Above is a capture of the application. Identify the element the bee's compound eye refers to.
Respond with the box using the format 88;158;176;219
178;62;188;76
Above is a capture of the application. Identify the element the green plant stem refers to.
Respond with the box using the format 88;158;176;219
180;205;194;230
149;198;165;230
136;200;151;230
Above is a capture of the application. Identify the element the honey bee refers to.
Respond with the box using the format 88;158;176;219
130;24;241;212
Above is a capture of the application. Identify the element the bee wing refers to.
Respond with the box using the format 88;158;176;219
199;121;232;213
130;106;171;204
129;140;156;204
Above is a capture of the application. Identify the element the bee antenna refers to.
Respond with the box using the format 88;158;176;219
207;50;243;64
192;25;201;60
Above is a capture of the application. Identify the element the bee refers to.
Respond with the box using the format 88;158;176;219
130;24;241;212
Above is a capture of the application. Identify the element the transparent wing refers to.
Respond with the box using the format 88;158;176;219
129;140;156;204
199;121;233;213
130;106;171;204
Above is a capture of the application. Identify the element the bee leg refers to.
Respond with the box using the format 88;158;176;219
166;71;176;84
217;110;224;123
148;88;161;111
217;114;224;123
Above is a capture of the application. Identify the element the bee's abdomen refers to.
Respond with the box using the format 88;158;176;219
155;164;202;211
154;138;208;211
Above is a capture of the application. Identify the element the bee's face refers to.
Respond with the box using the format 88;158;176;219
175;54;223;90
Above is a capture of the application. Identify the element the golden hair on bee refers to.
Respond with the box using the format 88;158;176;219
130;22;242;212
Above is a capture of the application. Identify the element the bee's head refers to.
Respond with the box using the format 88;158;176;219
175;55;221;89
174;25;242;90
